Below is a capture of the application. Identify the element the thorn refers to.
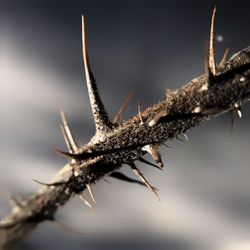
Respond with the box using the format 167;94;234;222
234;103;242;118
130;162;160;201
53;220;86;235
138;100;143;125
110;171;149;187
79;193;93;209
218;48;229;68
33;179;67;187
113;91;134;123
60;110;78;153
81;15;112;133
138;157;163;170
54;149;78;160
142;145;164;169
183;133;188;141
86;184;96;204
208;7;217;77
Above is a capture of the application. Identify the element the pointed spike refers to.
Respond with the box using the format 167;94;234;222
137;100;143;125
113;91;134;123
81;16;112;133
33;179;67;187
138;157;163;170
110;171;149;187
54;149;77;159
60;110;78;153
60;124;72;153
130;163;160;201
53;220;86;235
208;7;217;76
183;133;188;141
79;193;93;209
219;48;229;68
86;184;96;204
142;145;164;169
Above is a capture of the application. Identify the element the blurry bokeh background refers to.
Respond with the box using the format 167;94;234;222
1;1;250;249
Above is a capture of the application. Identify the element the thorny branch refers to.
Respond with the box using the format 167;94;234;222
1;9;250;249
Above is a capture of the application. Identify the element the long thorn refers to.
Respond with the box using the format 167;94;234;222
60;110;78;153
208;7;217;76
79;194;93;209
33;179;67;187
110;171;149;187
81;16;112;133
138;157;163;170
130;163;160;201
113;91;134;123
86;184;96;204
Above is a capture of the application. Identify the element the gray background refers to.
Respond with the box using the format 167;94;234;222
1;1;250;249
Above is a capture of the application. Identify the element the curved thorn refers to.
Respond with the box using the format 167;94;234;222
130;162;160;201
81;15;112;133
79;194;93;209
60;110;78;153
138;157;163;170
86;184;96;204
208;7;217;76
113;91;134;123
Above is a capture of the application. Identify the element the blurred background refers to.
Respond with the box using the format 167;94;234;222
1;0;250;249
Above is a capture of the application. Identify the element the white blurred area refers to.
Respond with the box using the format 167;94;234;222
1;1;250;250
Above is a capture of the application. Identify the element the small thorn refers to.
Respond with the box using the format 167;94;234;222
79;193;93;209
138;101;143;125
33;179;67;187
219;48;229;68
130;162;160;201
81;15;112;133
113;91;134;123
60;110;78;153
208;7;217;76
138;157;163;170
86;184;96;204
183;133;188;141
53;220;86;235
142;145;164;169
234;103;242;118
